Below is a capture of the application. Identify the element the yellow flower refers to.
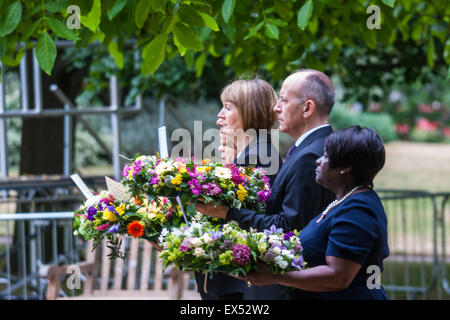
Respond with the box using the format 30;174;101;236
115;203;126;216
236;184;248;201
171;174;182;185
102;208;118;222
179;167;187;174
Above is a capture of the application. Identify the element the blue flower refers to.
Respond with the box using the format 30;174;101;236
264;225;284;236
209;230;223;241
291;256;305;270
87;206;97;221
107;223;120;233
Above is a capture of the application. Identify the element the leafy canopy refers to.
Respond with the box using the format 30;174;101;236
0;0;449;84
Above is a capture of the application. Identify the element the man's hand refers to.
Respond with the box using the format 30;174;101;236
195;202;228;219
233;262;278;287
149;241;162;252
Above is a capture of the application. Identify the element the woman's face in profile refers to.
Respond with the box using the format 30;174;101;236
217;100;243;130
315;151;338;188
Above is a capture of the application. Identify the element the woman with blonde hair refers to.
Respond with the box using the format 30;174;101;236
196;77;283;300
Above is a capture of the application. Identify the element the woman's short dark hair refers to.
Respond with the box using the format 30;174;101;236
325;126;386;186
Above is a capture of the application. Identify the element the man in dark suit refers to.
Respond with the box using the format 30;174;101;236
196;69;336;298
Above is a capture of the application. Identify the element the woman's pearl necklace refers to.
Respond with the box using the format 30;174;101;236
316;185;371;223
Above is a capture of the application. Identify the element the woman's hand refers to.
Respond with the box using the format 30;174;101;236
219;145;236;165
233;262;278;287
195;202;228;219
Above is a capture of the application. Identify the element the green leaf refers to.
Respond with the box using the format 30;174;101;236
20;18;43;42
81;0;101;32
46;1;69;13
198;12;219;31
222;0;236;23
141;34;166;75
173;35;187;56
35;31;57;75
447;66;450;80
244;21;263;40
108;41;123;68
173;23;204;51
427;37;435;69
381;0;396;8
178;5;204;27
265;23;279;39
108;0;127;20
195;53;207;77
0;1;22;37
151;0;166;13
48;17;80;41
135;0;152;28
297;0;313;31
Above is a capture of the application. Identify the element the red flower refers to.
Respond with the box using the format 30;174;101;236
416;118;438;132
127;221;145;238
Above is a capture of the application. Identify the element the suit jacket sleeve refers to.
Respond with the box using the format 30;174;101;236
226;152;323;232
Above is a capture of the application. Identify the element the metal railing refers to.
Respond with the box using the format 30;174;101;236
0;211;82;300
0;188;449;300
377;190;450;299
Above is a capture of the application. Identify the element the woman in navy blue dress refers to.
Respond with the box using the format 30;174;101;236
239;126;389;300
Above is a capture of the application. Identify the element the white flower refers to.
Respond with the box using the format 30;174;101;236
191;238;202;247
84;195;102;207
290;236;300;245
214;167;232;179
274;256;288;269
194;247;205;257
158;228;170;243
268;235;281;246
272;246;281;255
155;160;175;174
201;233;214;245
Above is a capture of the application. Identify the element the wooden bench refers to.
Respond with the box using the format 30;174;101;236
43;237;200;300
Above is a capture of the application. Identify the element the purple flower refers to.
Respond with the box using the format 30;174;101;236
220;239;232;250
202;183;222;196
291;256;305;270
188;178;203;195
295;244;303;252
179;239;193;252
209;231;223;241
121;164;131;177
150;175;159;185
261;174;271;188
257;190;271;203
230;165;245;185
232;244;251;266
283;232;295;241
107;223;120;233
264;225;284;236
264;250;275;261
87;206;97;221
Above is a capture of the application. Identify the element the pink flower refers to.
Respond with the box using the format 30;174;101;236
232;244;251;266
96;224;109;231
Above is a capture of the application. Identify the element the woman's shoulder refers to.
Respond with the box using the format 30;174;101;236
331;190;386;225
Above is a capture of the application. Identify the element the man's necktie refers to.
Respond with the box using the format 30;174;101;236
285;144;296;160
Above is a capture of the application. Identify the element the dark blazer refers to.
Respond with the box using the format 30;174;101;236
227;125;335;233
227;125;335;300
195;134;282;299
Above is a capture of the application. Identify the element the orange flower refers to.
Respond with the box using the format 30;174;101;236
127;221;145;238
134;195;142;206
202;159;211;164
